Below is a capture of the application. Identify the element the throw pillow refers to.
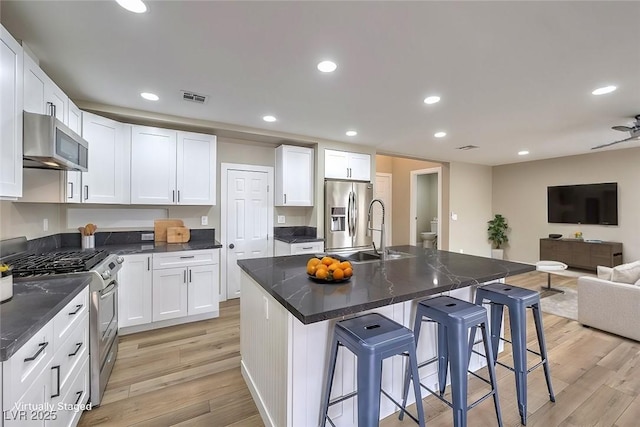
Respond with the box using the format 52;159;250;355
635;277;640;287
611;261;640;284
597;266;613;280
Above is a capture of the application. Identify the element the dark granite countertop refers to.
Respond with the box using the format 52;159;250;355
97;240;222;255
274;226;323;244
238;245;535;325
0;275;92;362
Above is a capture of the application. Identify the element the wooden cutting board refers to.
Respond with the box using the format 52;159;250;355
167;226;190;243
154;219;184;242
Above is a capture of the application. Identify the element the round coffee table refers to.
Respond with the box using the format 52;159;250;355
536;260;568;293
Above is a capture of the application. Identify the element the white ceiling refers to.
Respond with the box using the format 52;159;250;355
3;1;639;166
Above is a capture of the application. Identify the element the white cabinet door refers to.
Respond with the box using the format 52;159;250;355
177;131;216;205
131;126;177;204
119;254;153;328
43;80;67;123
23;52;46;115
0;26;23;199
324;149;349;179
152;267;188;321
276;145;314;206
187;264;219;316
64;101;82;203
348;152;371;181
82;112;129;204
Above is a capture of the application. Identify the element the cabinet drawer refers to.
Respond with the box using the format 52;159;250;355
290;242;324;255
4;321;54;403
48;358;89;427
50;313;89;395
53;287;89;349
153;249;217;269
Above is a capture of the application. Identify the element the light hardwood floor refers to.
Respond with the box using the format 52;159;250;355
80;271;640;426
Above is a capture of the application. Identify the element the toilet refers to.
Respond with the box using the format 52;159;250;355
420;219;438;249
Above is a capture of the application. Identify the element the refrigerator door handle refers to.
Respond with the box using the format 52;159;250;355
347;191;353;236
352;191;358;237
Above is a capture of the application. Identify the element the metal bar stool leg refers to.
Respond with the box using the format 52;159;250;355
357;355;383;427
448;323;468;427
508;304;528;425
400;308;424;417
481;323;504;427
320;335;340;426
437;323;449;395
489;302;504;363
532;303;556;402
408;344;426;426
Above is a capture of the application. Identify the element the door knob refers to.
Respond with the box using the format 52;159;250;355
229;243;235;249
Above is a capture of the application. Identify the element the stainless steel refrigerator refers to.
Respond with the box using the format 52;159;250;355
324;180;373;251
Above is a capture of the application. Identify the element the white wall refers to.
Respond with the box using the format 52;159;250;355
493;147;640;263
0;201;62;240
448;162;493;257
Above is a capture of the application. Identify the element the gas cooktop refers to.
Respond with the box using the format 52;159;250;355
7;250;109;278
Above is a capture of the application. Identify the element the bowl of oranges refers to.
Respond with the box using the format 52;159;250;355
306;256;353;283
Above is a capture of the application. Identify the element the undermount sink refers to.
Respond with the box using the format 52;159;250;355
331;250;416;264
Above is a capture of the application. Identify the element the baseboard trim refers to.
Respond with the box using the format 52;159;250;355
119;310;219;335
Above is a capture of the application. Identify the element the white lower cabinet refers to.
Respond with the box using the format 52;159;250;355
2;287;89;427
275;240;324;256
118;254;152;328
119;249;220;333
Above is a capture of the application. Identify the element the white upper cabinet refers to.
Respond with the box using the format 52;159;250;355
131;126;216;205
0;25;23;199
65;100;83;203
324;149;371;181
23;52;67;122
82;112;130;204
130;126;177;205
177;131;216;205
275;145;314;206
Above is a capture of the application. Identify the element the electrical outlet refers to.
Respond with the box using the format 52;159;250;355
141;233;154;241
201;216;208;226
43;218;48;231
277;215;285;224
451;212;458;221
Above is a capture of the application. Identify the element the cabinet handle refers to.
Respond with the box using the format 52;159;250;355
24;342;48;362
173;190;176;202
84;185;89;201
74;391;83;405
68;182;73;198
47;101;56;117
346;167;349;178
68;342;83;357
183;270;187;283
302;246;313;250
284;193;287;204
51;365;61;398
68;304;83;315
179;255;195;259
189;270;192;283
177;190;180;203
147;257;150;271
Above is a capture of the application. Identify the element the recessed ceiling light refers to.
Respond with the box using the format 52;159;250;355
424;96;441;105
592;85;617;95
345;130;357;137
434;131;447;138
263;115;277;122
518;150;530;156
116;0;147;13
140;92;159;101
317;60;337;73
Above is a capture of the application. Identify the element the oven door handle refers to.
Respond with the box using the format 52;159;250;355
100;282;118;300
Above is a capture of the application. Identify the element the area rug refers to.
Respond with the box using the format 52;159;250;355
539;287;578;321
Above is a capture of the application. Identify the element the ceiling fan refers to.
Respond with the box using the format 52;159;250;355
592;115;640;150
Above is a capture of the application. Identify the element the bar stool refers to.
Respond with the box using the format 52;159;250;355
472;283;555;425
400;296;503;427
320;312;425;427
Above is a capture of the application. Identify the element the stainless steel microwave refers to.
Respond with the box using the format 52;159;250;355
23;111;89;172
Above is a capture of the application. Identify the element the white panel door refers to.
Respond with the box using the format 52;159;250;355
324;149;349;179
65;101;82;203
374;173;393;247
348;152;371;181
131;126;177;204
0;26;23;199
177;131;216;205
82;112;128;204
118;254;152;328
187;264;219;315
226;169;270;298
152;267;188;322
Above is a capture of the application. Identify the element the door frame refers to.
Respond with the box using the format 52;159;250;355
409;167;442;246
220;163;274;301
374;172;393;246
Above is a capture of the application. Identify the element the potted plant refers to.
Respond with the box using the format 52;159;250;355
487;214;509;259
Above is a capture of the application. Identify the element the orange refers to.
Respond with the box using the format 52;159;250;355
321;256;334;266
327;263;339;272
339;261;352;270
306;264;317;275
315;268;329;279
307;257;321;267
343;267;353;277
332;268;345;280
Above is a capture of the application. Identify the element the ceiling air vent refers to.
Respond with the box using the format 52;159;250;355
181;90;208;104
456;145;479;151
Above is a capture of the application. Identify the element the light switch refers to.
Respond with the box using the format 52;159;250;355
277;215;285;224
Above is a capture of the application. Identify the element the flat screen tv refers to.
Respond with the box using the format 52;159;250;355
547;183;618;225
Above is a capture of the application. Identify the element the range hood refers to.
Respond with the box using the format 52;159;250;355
23;111;88;172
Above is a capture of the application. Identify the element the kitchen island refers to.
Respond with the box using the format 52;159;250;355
238;246;534;427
